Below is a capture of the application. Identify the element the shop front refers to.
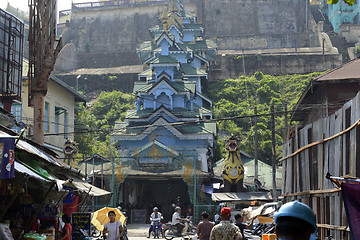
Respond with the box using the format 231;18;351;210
0;127;111;240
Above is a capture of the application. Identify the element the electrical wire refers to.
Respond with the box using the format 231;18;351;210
14;98;352;138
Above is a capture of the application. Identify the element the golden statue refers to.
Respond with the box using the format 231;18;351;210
222;136;247;192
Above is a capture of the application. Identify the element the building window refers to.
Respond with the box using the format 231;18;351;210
10;103;22;133
11;103;22;122
64;111;68;139
55;107;60;134
45;102;49;132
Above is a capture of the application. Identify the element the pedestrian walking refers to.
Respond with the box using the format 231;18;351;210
275;201;317;240
103;210;124;240
197;211;214;240
210;207;242;240
59;214;72;240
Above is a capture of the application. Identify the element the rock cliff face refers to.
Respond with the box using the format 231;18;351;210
57;0;318;70
55;0;342;92
198;0;317;50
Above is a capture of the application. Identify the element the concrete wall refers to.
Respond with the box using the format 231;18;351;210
198;0;317;50
59;1;196;68
339;24;360;43
58;72;139;93
209;53;342;80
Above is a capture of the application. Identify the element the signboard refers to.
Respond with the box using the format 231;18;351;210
72;212;91;236
0;138;15;179
131;209;146;223
63;186;73;204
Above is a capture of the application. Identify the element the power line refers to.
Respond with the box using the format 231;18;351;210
43;109;300;136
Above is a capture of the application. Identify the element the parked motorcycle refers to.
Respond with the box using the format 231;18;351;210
163;217;196;240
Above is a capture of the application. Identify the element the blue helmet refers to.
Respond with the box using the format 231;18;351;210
275;201;317;233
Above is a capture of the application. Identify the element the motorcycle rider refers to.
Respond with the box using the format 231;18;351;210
172;206;187;236
147;207;163;238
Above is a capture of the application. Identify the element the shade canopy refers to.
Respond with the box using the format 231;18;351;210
211;192;272;202
56;179;112;197
71;180;111;197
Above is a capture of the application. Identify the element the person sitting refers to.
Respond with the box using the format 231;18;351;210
147;207;163;238
171;206;187;236
275;201;317;240
234;213;256;240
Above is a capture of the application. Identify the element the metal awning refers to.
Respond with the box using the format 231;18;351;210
0;130;61;166
57;179;112;197
15;161;50;182
211;192;273;202
71;180;112;197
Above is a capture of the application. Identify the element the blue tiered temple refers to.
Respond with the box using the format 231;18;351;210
111;0;217;218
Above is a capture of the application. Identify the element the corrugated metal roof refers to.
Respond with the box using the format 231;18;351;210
315;57;360;82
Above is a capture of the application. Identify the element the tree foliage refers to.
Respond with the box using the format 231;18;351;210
208;72;323;165
74;91;135;160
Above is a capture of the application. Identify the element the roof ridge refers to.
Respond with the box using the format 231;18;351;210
314;57;360;82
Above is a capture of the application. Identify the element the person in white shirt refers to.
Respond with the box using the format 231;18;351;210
171;206;187;236
147;207;163;238
103;211;124;240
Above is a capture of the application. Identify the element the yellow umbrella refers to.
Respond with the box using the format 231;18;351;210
91;207;126;231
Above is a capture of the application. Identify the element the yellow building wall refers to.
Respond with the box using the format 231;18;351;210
21;78;76;158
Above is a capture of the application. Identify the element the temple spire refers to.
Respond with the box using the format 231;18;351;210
161;8;169;31
170;0;180;14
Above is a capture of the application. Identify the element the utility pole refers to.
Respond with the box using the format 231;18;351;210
254;107;258;184
193;154;197;223
284;103;288;140
271;105;277;200
111;150;115;207
305;0;308;30
242;48;246;76
92;155;95;212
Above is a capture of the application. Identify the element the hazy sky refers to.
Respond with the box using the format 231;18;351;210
0;0;91;13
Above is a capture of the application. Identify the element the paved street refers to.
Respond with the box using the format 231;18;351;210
125;224;261;240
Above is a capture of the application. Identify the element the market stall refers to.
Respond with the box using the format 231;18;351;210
0;127;109;240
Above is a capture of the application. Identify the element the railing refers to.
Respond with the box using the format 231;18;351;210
59;9;71;17
72;0;166;9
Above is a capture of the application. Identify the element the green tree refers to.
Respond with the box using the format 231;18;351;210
74;90;135;160
208;72;323;165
